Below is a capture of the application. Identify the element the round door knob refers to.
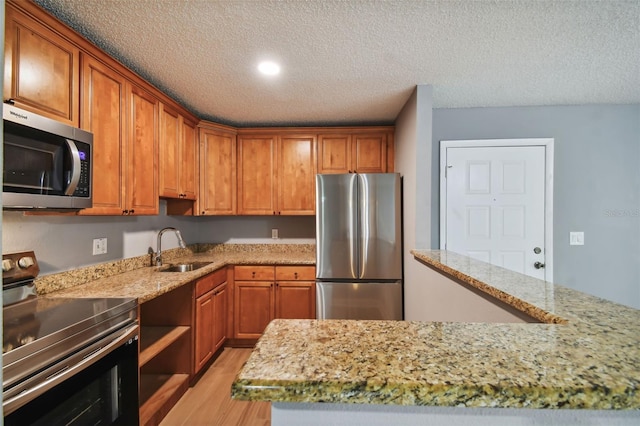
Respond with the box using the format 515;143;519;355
18;256;35;269
534;261;545;269
2;259;14;272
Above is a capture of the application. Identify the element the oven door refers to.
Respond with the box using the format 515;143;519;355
3;325;139;426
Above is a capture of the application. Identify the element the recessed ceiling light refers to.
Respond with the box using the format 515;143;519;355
258;61;281;76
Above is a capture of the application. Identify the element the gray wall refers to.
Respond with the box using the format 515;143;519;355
432;104;640;309
2;203;315;275
394;85;435;321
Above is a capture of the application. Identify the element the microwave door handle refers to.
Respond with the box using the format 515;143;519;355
64;139;82;195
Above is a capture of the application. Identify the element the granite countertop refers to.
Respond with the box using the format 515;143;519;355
41;244;315;303
232;249;640;410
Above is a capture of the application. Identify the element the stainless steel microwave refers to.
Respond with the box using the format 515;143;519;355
3;104;93;210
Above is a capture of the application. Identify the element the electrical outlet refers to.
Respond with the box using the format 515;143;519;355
271;228;279;239
92;238;108;255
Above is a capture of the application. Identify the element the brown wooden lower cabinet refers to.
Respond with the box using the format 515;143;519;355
193;267;228;375
234;280;274;339
137;264;314;425
233;265;316;340
275;280;316;319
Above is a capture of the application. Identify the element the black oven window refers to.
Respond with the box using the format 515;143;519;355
4;337;138;426
31;367;120;426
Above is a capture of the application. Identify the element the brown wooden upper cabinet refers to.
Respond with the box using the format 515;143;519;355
277;135;317;215
80;65;159;216
181;119;198;200
159;103;197;200
317;132;389;174
78;54;126;215
237;133;316;215
4;1;396;220
4;4;80;125
125;84;159;215
198;124;237;215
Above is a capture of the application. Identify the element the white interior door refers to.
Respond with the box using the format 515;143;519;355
443;144;549;280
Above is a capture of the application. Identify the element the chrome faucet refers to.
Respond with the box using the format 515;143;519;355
155;227;186;266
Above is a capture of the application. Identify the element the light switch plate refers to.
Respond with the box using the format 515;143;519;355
271;228;279;239
569;232;584;246
92;238;108;255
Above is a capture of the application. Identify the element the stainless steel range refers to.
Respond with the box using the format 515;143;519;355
2;251;140;425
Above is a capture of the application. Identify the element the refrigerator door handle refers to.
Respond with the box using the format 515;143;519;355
358;174;368;279
350;174;359;278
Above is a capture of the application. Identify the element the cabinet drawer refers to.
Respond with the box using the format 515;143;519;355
275;266;315;281
195;267;227;297
235;266;275;281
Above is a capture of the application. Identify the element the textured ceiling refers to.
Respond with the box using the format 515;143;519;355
34;0;640;127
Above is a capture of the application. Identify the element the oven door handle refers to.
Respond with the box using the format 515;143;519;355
2;324;139;416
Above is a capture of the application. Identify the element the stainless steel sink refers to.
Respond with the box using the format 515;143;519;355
159;262;212;272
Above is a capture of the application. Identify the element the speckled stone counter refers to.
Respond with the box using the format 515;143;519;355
40;244;315;303
232;250;640;410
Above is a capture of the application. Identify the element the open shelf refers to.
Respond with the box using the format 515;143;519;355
139;326;190;367
139;373;190;426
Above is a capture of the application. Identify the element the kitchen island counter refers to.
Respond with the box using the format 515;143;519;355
232;250;640;412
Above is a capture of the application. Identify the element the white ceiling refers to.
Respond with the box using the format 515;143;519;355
34;0;640;127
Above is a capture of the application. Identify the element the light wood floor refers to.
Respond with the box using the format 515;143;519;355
160;348;270;426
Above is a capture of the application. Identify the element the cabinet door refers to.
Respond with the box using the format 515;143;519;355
180;118;198;200
159;104;181;198
194;291;214;373
78;55;126;215
277;135;316;215
234;281;274;339
4;5;79;125
275;281;316;320
212;283;228;351
126;84;159;215
317;134;352;174
352;133;387;173
199;128;236;215
237;136;277;215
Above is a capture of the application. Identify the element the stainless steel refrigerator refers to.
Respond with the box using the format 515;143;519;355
316;173;403;320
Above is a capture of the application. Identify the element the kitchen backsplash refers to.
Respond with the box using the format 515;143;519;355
2;205;315;275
